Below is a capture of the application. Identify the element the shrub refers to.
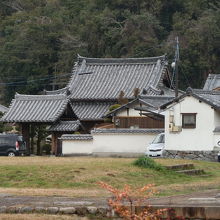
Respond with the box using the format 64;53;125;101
109;104;121;112
133;156;165;171
97;181;167;219
104;118;112;123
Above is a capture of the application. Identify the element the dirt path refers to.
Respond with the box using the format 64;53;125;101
0;189;219;208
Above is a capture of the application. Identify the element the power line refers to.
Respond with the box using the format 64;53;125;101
5;82;67;87
0;71;71;81
0;72;72;86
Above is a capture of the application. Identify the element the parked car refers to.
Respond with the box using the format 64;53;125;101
145;133;165;157
0;134;26;156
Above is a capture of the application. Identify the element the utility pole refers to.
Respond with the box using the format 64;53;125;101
175;37;180;98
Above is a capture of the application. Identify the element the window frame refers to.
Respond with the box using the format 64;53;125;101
181;113;197;129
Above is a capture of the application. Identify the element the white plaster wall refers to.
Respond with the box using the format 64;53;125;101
165;96;215;151
92;133;156;153
117;104;141;117
62;133;158;155
62;140;93;155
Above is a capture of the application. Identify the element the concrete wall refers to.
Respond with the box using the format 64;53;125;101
62;140;93;155
62;132;159;156
92;133;156;154
165;96;216;151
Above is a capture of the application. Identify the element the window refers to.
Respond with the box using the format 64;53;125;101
182;113;196;128
152;133;165;144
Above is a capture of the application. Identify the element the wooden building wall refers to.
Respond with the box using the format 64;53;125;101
115;116;164;129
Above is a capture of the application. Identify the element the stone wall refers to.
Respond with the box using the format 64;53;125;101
163;150;219;162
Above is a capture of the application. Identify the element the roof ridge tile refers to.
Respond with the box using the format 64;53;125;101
15;93;67;101
77;55;166;64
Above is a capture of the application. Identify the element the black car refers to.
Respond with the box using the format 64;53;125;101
0;134;26;156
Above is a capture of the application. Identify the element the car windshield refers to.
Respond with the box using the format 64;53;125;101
18;136;23;142
152;134;164;144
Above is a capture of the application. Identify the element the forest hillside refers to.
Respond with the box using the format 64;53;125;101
0;0;220;103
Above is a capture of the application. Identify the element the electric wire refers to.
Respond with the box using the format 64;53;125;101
0;72;72;86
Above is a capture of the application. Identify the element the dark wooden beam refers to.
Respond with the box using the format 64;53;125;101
21;123;30;155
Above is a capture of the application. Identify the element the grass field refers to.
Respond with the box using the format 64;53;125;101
0;157;219;197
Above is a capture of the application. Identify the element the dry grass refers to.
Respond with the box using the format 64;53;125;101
0;157;219;197
0;156;132;166
0;214;88;220
0;187;109;197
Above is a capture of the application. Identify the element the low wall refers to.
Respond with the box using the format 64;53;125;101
61;135;93;156
61;129;163;156
164;150;219;162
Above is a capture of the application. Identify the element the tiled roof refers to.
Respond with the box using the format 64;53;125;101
71;101;114;120
1;93;68;123
0;104;8;113
105;99;138;117
5;54;170;123
91;128;164;134
139;95;174;109
161;88;220;110
189;88;220;109
213;126;220;133
105;95;174;117
49;120;81;132
203;74;220;90
60;134;93;140
68;55;168;100
44;87;69;95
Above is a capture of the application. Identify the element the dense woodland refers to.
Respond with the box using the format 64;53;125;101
0;0;220;104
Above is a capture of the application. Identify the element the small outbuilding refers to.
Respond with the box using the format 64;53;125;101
105;95;174;129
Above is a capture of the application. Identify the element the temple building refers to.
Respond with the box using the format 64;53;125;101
2;54;174;154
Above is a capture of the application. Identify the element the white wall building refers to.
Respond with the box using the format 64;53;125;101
162;88;220;152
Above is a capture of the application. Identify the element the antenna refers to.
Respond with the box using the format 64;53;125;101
174;37;179;98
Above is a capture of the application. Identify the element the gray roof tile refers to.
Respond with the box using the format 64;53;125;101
161;88;220;110
45;87;69;95
105;96;174;117
5;55;170;123
188;88;220;109
213;126;220;133
105;99;138;117
203;74;220;90
91;128;164;134
139;95;174;108
0;104;8;113
60;134;93;140
2;93;68;123
71;101;114;120
49;120;81;132
68;55;168;100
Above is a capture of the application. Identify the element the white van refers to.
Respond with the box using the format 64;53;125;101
145;133;165;157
